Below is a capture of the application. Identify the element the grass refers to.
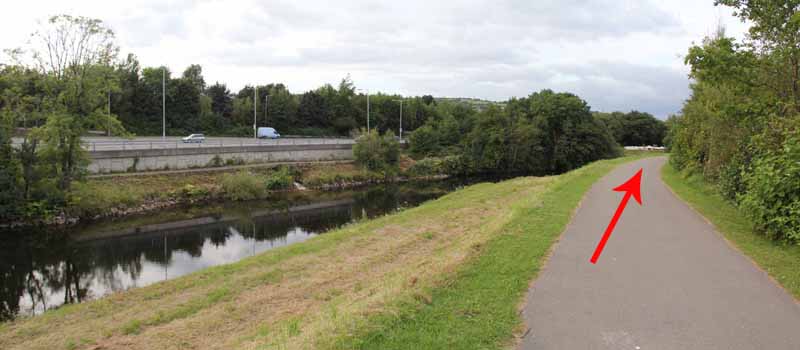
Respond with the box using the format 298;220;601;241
66;162;358;219
331;155;649;349
220;171;267;200
0;155;653;350
661;163;800;299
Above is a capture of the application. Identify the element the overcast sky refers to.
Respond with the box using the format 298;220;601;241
1;0;749;118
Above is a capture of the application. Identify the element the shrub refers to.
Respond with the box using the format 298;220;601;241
353;129;400;175
406;157;443;177
220;171;266;201
67;182;141;218
224;157;246;166
177;184;210;199
265;166;294;190
440;155;470;176
739;135;800;243
207;155;223;167
408;124;440;158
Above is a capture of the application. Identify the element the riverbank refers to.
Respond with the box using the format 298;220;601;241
661;163;800;300
12;161;431;227
0;154;655;350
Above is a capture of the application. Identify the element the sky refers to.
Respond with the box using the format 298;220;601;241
0;0;749;118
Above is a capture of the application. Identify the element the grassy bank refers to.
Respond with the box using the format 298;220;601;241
64;162;384;220
661;163;800;299
0;155;650;350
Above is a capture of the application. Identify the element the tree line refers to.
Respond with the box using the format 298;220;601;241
405;90;667;176
108;60;445;137
667;1;800;244
0;15;666;224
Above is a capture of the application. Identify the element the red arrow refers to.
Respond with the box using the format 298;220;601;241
590;168;643;264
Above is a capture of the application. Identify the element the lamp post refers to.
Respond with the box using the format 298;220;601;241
162;67;166;139
393;99;404;140
264;94;268;126
358;89;370;132
253;85;258;139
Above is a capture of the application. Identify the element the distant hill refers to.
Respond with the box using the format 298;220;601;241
436;97;506;112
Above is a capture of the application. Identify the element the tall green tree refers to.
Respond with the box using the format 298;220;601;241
669;1;800;243
595;111;667;146
182;64;205;92
19;15;127;191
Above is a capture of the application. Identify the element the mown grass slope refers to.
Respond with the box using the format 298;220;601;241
0;155;651;350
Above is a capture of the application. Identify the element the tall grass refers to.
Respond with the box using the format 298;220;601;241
221;171;266;200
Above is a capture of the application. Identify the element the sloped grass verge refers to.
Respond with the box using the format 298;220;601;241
332;156;650;349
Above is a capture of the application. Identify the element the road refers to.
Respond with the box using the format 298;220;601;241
11;136;354;152
518;157;800;349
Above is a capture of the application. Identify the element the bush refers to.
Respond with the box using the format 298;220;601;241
224;157;246;166
739;135;800;243
0;129;21;221
265;166;295;190
207;155;223;167
406;157;443;177
176;184;210;200
67;182;141;218
221;171;266;201
353;129;400;175
302;170;383;188
408;124;440;158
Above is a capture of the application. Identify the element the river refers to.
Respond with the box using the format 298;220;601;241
0;178;490;322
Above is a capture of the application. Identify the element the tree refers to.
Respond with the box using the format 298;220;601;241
182;64;205;92
716;0;800;113
353;129;400;175
0;101;21;220
263;84;297;133
113;54;146;134
667;1;800;244
523;90;620;173
297;90;333;131
15;15;128;192
332;77;357;134
167;77;201;134
596;111;667;146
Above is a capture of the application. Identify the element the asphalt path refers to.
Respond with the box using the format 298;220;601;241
518;157;800;349
11;136;354;151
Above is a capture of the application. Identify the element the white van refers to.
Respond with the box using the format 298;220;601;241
257;127;281;139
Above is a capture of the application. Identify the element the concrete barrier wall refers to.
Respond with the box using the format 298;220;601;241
88;144;354;173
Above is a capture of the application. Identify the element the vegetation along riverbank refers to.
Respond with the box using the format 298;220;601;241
0;154;658;350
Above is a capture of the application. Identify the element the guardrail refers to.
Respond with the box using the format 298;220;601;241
84;138;356;152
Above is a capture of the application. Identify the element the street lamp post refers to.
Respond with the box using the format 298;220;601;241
264;94;269;127
358;89;370;132
107;89;111;136
393;99;404;140
253;85;258;139
162;68;166;139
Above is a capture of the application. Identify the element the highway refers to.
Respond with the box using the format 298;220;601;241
11;136;354;152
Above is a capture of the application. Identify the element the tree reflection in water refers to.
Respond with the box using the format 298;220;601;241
0;179;470;321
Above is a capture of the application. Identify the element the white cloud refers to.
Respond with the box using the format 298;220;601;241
0;0;749;118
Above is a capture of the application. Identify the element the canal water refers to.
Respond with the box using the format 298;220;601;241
0;179;488;321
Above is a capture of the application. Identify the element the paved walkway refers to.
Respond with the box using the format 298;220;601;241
519;157;800;349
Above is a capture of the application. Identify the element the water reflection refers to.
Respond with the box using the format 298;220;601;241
0;180;471;321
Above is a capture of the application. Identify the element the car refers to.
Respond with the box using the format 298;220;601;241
257;127;281;139
182;134;205;143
